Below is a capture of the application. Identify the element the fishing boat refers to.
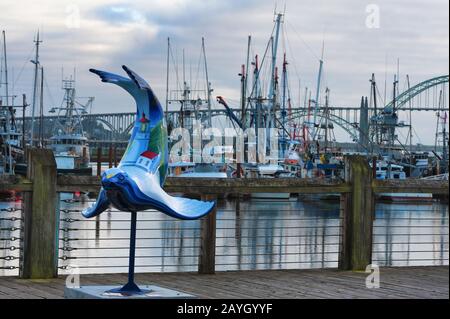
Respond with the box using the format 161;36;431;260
372;161;433;201
0;30;27;177
47;77;92;175
164;37;233;180
284;140;303;165
247;164;293;199
169;161;228;178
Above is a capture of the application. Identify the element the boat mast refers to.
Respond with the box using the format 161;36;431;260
267;12;283;131
237;36;251;178
406;74;413;168
240;64;246;129
312;41;324;141
39;67;44;148
1;30;12;143
242;35;251;129
254;54;260;143
30;30;42;146
391;74;398;147
434;90;442;153
1;30;11;174
306;89;312;146
201;37;212;128
442;112;447;160
21;94;26;152
370;73;378;144
435;88;448;165
180;49;186;128
324;87;330;152
165;37;170;122
2;31;9;107
281;53;288;157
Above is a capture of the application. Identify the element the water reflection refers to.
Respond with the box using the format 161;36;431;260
0;195;448;276
215;199;342;272
372;202;449;266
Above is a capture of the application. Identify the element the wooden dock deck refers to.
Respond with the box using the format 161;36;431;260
0;266;448;299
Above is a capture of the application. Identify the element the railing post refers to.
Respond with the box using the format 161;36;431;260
198;194;217;274
20;148;58;279
339;155;374;271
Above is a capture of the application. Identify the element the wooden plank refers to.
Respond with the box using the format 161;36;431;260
5;279;63;299
50;173;448;195
164;178;352;194
54;176;352;194
56;175;101;192
0;266;448;299
0;175;33;192
372;179;449;195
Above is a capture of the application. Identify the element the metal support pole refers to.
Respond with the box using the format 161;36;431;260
107;211;149;295
124;211;139;291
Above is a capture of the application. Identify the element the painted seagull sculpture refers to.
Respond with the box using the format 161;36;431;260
82;65;215;220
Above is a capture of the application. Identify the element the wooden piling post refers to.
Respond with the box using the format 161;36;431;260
236;163;242;178
82;146;87;160
108;145;113;168
96;147;102;176
198;194;217;274
339;155;374;271
372;156;377;179
113;146;118;167
20;148;58;279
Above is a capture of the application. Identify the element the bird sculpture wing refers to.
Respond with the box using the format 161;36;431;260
82;66;215;219
82;188;110;218
89;66;168;183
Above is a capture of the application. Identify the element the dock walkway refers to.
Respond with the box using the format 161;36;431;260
0;266;448;299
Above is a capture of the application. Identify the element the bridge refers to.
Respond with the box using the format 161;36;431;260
14;75;449;145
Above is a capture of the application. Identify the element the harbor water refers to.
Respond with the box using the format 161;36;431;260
1;193;448;276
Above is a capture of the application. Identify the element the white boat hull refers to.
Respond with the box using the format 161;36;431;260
251;193;291;199
377;192;434;201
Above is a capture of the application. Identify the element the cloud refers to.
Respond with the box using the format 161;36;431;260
0;0;448;144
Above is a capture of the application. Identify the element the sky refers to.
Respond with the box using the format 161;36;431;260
0;0;448;144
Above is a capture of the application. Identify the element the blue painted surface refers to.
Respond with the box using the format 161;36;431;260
82;66;215;220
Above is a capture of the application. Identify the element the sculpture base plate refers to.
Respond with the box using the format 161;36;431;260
64;285;197;299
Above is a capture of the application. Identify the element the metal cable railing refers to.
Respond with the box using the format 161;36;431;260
372;203;449;267
58;199;202;274
58;197;450;273
2;193;448;276
0;204;23;275
57;195;344;274
214;210;342;271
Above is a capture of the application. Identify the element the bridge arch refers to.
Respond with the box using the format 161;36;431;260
384;75;449;111
287;111;377;152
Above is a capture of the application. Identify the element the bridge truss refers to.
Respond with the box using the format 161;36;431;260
14;76;448;150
